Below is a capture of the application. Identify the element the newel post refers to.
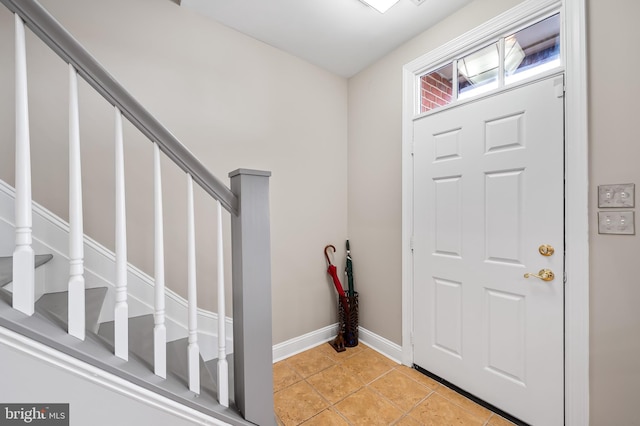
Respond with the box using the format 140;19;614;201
228;169;275;426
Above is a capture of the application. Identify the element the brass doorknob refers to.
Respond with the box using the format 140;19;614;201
538;244;554;256
524;269;555;281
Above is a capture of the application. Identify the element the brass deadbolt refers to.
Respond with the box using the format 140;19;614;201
538;245;555;256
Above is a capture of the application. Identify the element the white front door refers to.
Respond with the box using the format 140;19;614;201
412;76;564;425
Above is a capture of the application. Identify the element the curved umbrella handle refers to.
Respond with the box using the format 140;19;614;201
324;244;336;266
325;244;349;315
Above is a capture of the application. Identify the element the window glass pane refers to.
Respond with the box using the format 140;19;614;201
457;43;500;99
419;64;454;113
505;14;560;84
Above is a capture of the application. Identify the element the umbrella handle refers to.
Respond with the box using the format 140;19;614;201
324;244;336;266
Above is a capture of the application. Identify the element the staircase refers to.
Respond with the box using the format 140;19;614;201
0;0;275;425
0;264;242;424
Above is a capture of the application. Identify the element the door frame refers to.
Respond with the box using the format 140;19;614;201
400;0;589;424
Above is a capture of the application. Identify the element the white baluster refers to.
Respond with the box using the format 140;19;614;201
187;175;200;394
12;13;35;316
153;144;166;378
68;64;85;340
114;107;128;360
216;200;229;407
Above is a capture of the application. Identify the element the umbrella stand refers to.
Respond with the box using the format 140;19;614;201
341;240;358;347
338;291;359;347
324;244;359;352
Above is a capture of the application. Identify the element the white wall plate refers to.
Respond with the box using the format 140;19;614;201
598;183;635;208
598;211;635;235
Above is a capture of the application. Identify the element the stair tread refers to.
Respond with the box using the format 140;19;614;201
0;254;54;287
36;287;108;333
165;337;218;396
97;314;155;371
98;315;226;398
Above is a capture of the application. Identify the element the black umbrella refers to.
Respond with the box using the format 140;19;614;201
345;240;354;296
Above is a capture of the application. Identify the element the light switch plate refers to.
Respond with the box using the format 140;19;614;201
598;183;635;207
598;211;635;235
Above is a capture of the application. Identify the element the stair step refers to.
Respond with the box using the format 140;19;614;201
0;254;53;287
204;353;236;402
98;315;225;398
165;337;218;396
97;314;155;370
36;287;108;334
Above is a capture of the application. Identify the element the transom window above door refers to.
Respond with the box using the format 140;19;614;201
419;14;560;114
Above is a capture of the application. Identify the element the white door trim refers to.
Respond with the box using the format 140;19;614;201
401;0;589;424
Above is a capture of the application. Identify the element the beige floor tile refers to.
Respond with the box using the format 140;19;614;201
408;393;486;426
436;385;492;421
334;387;403;426
395;365;440;390
274;344;507;426
341;348;397;384
306;364;364;404
273;361;303;392
393;415;423;426
274;381;329;426
369;369;434;411
487;413;517;426
301;409;350;426
286;347;337;378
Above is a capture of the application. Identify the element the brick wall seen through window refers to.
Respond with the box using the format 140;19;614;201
420;65;453;113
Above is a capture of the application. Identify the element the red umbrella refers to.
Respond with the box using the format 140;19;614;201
324;245;349;315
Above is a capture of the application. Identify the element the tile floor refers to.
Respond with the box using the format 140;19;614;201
274;343;515;426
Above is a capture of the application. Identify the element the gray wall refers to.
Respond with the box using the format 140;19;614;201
0;0;348;345
587;0;640;424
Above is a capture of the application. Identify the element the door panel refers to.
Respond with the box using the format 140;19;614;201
433;176;462;256
485;169;524;264
413;76;564;425
433;278;463;357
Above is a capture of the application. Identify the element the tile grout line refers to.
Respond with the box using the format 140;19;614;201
433;384;495;423
363;369;427;417
301;346;364;425
311;345;390;425
277;344;365;425
308;350;416;425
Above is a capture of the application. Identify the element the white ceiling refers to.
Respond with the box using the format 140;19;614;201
180;0;474;78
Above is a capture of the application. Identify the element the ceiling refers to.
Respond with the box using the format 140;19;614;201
179;0;475;78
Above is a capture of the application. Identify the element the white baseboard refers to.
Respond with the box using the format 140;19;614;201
272;323;339;363
359;327;403;364
272;323;402;365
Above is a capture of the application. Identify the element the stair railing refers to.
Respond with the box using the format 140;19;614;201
1;0;273;424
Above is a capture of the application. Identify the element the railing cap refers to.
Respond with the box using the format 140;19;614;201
228;169;272;178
